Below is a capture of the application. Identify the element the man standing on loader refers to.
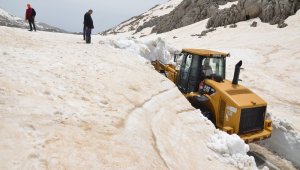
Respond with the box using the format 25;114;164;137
84;9;94;44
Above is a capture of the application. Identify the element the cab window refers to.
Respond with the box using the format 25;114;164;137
202;58;225;78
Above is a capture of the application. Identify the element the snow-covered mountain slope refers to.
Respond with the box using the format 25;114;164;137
0;8;67;33
102;0;299;37
101;0;183;36
0;26;259;169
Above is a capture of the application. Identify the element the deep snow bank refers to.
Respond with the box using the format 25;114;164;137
153;12;300;167
109;37;178;64
0;26;244;169
208;131;257;169
107;37;257;169
103;7;300;168
259;116;300;168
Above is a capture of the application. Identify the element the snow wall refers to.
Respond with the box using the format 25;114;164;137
108;37;178;65
108;37;258;169
108;37;300;168
260;116;300;168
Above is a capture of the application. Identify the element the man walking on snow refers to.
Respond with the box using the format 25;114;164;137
84;9;94;44
25;4;37;32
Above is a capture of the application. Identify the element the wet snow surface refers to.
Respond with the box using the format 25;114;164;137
0;26;259;169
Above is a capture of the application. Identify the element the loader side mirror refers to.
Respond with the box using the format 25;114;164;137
174;54;177;62
173;51;182;62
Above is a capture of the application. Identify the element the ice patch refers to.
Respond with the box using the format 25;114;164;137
207;130;257;169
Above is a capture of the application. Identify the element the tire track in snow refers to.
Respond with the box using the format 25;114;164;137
117;86;179;169
249;143;297;170
118;86;175;130
119;85;195;169
151;129;170;169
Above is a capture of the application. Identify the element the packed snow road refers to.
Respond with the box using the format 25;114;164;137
249;144;297;170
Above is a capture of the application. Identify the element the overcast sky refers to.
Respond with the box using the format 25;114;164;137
0;0;167;33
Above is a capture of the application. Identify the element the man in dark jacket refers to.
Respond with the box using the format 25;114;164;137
25;4;36;31
83;22;86;40
84;9;94;44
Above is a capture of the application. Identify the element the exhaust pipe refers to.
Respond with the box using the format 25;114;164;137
232;60;242;85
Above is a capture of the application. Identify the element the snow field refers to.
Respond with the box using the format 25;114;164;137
0;26;242;169
108;37;260;169
149;11;300;167
107;10;300;167
1;6;299;169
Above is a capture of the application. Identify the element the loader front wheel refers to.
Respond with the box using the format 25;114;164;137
202;110;216;126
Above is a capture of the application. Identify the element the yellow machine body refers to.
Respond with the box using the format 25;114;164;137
152;49;272;143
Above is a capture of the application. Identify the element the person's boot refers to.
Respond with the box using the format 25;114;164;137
86;37;91;44
29;24;33;31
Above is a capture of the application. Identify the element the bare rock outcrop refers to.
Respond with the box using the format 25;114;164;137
104;0;299;35
207;0;299;28
136;0;236;34
250;21;258;27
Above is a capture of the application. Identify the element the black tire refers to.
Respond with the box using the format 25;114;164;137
201;110;216;126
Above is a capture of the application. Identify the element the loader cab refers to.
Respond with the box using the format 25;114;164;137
176;49;228;94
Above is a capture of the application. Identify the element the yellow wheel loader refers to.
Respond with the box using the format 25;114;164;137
152;49;272;143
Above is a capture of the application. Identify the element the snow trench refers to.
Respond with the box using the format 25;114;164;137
109;37;258;169
259;116;300;168
109;36;300;168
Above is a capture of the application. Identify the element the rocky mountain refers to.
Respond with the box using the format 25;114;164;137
206;0;300;28
102;0;299;35
0;8;68;33
101;0;183;36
